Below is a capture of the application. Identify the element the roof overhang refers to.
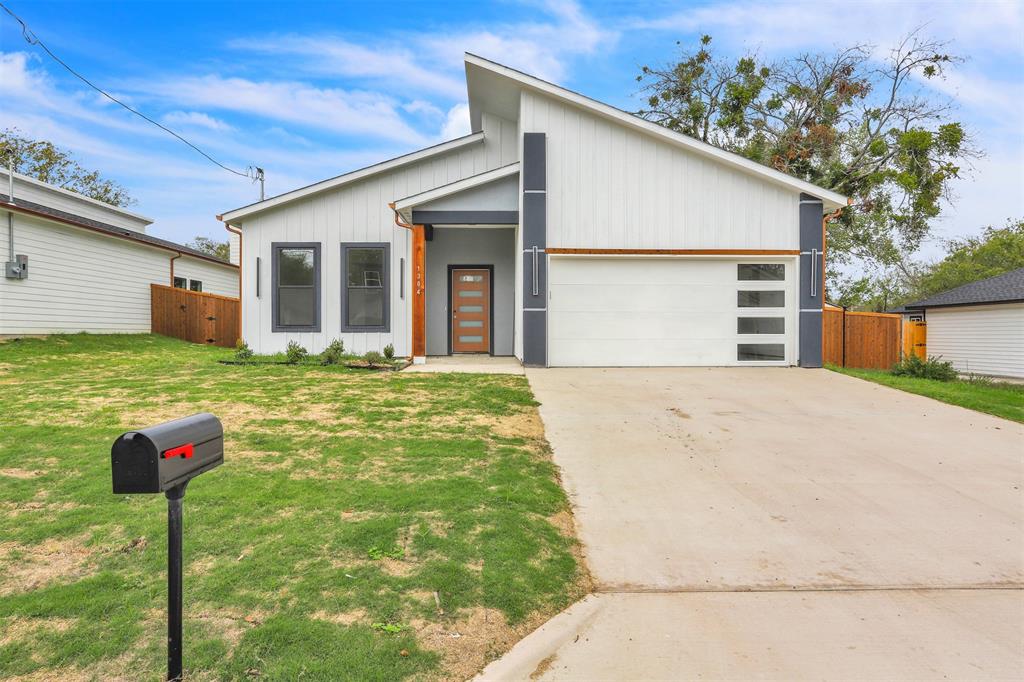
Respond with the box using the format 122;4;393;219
218;132;486;224
394;163;519;222
465;54;849;211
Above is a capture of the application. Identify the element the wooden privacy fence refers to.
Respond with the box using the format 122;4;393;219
823;307;904;369
151;284;240;348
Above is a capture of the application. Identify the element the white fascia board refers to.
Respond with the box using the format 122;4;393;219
464;54;850;211
393;162;520;212
0;169;154;224
219;132;486;224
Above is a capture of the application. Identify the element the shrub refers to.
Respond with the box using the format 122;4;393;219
891;354;957;381
321;338;345;365
383;343;395;360
234;339;254;363
285;341;308;365
363;350;384;367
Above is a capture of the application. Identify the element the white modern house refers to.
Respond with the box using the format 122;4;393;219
902;268;1024;378
218;54;848;367
1;169;238;336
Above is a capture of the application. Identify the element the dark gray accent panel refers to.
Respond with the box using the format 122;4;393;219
799;201;824;252
799;311;823;368
522;248;547;309
523;309;547;367
522;193;546;249
798;193;824;367
799;252;825;310
411;210;518;225
523;133;546;191
271;242;321;333
340;242;390;333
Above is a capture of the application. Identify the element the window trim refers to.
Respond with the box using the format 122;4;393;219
172;276;187;289
340;242;390;333
271;242;321;333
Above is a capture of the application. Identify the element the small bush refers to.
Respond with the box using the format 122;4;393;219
891;354;957;381
383;343;395;360
321;339;345;365
234;339;254;363
285;341;308;365
364;350;385;367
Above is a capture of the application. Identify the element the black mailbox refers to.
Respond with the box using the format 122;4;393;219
111;413;223;494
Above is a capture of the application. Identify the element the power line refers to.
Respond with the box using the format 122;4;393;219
0;1;263;188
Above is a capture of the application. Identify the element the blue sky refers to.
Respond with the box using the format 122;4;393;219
2;0;1022;262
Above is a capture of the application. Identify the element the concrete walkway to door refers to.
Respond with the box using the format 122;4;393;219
478;368;1024;680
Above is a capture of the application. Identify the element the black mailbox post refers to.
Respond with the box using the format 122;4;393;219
111;413;223;682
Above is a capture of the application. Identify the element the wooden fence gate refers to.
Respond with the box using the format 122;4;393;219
823;307;903;369
151;284;241;348
902;320;927;360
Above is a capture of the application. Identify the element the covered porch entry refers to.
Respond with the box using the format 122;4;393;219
393;163;520;363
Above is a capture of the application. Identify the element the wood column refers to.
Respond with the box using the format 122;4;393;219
411;225;426;359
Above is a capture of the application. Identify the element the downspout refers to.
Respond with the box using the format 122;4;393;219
389;202;424;363
6;156;14;265
224;222;243;345
169;252;181;286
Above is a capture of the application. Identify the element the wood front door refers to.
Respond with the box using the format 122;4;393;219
451;268;491;353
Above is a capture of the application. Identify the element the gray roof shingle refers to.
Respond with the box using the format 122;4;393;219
2;194;235;267
905;267;1024;309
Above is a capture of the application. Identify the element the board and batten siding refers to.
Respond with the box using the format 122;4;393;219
0;213;170;334
239;114;518;355
174;255;239;298
518;90;801;250
925;303;1024;378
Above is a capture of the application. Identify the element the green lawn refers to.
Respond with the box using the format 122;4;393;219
829;365;1024;423
0;334;589;681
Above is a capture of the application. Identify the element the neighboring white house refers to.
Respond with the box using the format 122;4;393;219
218;54;848;367
902;268;1024;379
1;170;239;336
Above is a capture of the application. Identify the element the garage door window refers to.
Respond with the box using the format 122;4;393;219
737;317;785;334
737;344;785;361
738;290;785;307
738;264;785;281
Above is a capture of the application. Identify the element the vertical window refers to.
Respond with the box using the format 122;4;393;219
272;242;321;332
173;276;186;289
189;280;203;292
341;243;390;332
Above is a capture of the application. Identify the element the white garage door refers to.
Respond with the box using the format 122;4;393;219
548;257;797;367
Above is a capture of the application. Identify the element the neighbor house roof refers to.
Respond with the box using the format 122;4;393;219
218;132;485;223
3;193;236;267
463;54;850;211
905;268;1024;309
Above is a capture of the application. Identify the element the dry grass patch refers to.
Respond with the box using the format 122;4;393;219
0;535;96;596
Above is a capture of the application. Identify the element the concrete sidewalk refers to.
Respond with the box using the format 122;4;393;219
478;368;1024;680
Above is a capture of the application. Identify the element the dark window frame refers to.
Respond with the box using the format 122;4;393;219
271;242;321;333
172;276;187;289
340;242;390;333
189;279;203;292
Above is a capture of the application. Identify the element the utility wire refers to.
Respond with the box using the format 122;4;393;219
0;1;262;184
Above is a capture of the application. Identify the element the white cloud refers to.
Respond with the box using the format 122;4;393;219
441;103;471;140
161;111;233;132
136;75;429;145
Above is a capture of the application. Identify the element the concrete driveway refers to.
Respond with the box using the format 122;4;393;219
480;368;1024;680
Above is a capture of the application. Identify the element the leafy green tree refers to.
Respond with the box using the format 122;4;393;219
187;236;231;261
637;33;979;298
0;128;135;207
911;219;1024;300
